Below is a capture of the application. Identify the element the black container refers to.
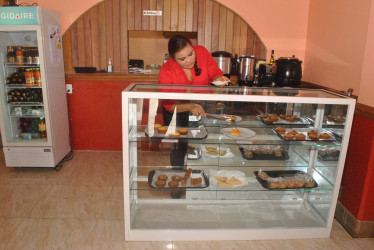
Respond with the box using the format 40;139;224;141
274;56;302;87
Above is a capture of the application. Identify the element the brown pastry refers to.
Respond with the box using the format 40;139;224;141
274;149;283;157
168;180;179;188
295;181;305;188
319;133;331;139
268;181;280;189
184;168;192;177
285;117;294;122
280;114;287;120
191;177;202;186
334;117;344;123
157;126;167;134
275;127;286;134
245;151;253;159
284;133;295;140
170;132;180;138
158;175;168;181
153;124;162;130
264;118;273;124
305;180;315;188
291;115;299;121
259;114;268;119
177;128;188;135
279;181;288;189
287;180;296;188
155;180;166;187
288;130;298;136
327;115;336;122
295;133;306;140
307;130;318;136
181;178;187;186
258;171;268;180
308;133;320;140
172;175;182;182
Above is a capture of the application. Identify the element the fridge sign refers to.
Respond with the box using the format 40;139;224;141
0;7;39;25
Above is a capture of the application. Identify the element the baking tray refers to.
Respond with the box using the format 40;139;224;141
305;116;346;127
239;147;289;160
254;170;318;190
273;128;337;141
317;149;340;161
257;115;311;125
145;126;208;140
148;169;209;189
187;146;202;160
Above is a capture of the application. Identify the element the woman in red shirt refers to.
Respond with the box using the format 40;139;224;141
159;35;230;124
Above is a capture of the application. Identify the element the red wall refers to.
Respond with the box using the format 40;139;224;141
341;115;374;221
66;80;154;151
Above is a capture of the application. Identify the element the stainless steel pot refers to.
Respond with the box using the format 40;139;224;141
212;51;232;76
238;55;256;85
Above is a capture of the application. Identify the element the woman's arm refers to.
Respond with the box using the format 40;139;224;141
169;102;206;117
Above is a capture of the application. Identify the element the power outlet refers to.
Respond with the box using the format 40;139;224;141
66;84;73;94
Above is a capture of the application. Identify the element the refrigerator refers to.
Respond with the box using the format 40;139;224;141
0;6;70;167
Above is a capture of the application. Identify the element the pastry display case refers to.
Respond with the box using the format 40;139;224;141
122;84;355;241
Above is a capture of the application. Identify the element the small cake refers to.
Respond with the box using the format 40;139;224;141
191;177;202;186
307;130;318;136
275;127;286;134
295;133;306;140
268;181;280;189
170;132;180;137
295;180;305;188
291;115;299;121
319;133;331;139
264;118;273;124
153;124;162;130
259;114;268;119
158;175;168;181
284;133;294;140
172;175;182;182
280;114;287;120
308;133;320;140
288;130;298;136
258;171;268;180
279;181;288;189
168;180;179;188
184;168;192;178
177;128;188;135
155;180;166;187
245;151;253;159
287;180;296;189
285;117;294;122
230;127;240;136
157;126;167;134
305;180;315;188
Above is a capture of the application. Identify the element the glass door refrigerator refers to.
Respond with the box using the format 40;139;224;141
0;6;70;167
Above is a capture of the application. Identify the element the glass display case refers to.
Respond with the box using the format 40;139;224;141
122;84;355;241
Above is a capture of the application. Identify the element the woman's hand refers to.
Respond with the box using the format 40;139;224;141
213;75;230;84
189;104;206;117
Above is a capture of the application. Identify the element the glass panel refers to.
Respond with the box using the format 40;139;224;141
0;31;45;143
129;84;348;99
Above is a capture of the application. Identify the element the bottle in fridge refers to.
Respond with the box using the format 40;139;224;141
0;6;70;168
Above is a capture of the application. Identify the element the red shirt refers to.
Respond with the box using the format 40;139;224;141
158;45;223;111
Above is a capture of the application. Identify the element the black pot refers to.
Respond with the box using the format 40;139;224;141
274;56;302;87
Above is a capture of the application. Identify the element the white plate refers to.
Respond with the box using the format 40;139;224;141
211;81;229;86
221;127;256;138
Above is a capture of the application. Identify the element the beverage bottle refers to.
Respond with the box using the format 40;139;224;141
269;50;275;65
33;48;39;65
25;69;34;88
7;46;15;63
38;117;47;139
107;58;113;73
16;47;24;66
33;69;41;87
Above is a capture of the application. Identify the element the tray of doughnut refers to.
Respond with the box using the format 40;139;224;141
148;168;209;189
239;145;289;161
305;115;346;126
145;125;208;139
257;114;311;125
273;127;337;141
254;170;318;190
317;147;340;161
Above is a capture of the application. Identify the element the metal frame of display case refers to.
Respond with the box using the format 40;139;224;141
122;84;356;241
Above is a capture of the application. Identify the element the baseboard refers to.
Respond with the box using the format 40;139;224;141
335;201;374;238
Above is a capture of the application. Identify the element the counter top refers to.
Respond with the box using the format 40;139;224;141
65;72;159;81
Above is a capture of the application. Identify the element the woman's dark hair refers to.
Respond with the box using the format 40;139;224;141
168;35;201;76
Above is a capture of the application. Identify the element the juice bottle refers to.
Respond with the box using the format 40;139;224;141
25;69;34;88
38;118;47;139
33;69;41;87
16;47;24;66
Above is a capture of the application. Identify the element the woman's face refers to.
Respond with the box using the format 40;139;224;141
174;44;195;69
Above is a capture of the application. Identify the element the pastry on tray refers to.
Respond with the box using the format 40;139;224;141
177;128;188;135
157;127;167;134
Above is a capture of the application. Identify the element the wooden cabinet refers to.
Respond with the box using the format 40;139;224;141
63;0;266;73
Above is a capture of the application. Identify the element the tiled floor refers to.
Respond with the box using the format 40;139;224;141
0;151;373;249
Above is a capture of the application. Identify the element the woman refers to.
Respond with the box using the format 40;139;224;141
159;35;230;123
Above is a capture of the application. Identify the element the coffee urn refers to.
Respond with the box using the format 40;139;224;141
212;51;232;77
238;55;256;86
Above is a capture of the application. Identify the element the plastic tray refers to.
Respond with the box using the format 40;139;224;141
254;170;318;190
239;147;289;161
148;169;209;189
317;149;340;161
